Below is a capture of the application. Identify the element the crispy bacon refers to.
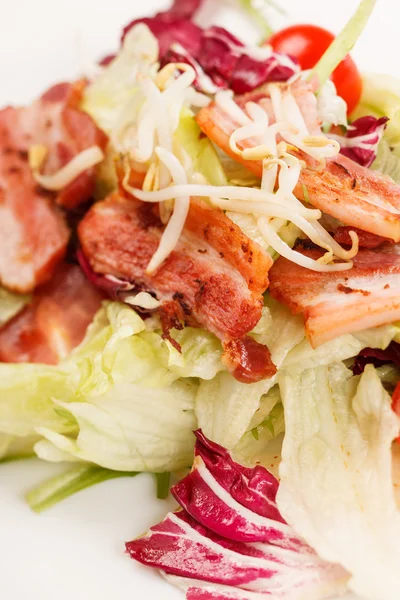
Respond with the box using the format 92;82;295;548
0;82;107;293
222;336;276;383
78;193;275;382
196;82;400;242
269;244;400;347
0;263;104;364
6;82;107;209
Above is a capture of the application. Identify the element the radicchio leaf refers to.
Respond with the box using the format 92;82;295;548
331;116;389;168
161;44;220;94
122;6;298;95
353;341;400;375
121;2;203;58
126;431;348;600
77;248;135;300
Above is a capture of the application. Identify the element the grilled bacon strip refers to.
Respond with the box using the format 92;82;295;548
0;82;107;293
0;263;104;364
78;193;276;383
13;82;108;209
196;82;400;242
269;244;400;348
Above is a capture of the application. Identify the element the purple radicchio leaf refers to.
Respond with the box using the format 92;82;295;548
126;431;348;599
77;248;135;300
332;116;389;168
161;43;221;94
121;7;298;94
352;341;400;375
121;1;204;58
199;27;298;94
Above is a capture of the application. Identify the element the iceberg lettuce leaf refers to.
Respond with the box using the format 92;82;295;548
0;363;79;437
35;381;197;472
0;302;222;472
278;363;400;600
195;297;304;449
174;111;227;186
82;24;158;133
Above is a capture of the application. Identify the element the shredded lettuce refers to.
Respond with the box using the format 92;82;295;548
26;464;139;513
228;213;301;260
278;363;400;600
175;110;227;186
311;0;376;88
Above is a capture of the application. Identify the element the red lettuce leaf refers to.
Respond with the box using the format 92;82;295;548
352;341;400;375
163;0;204;20
121;0;203;58
161;44;220;94
334;116;389;168
191;431;284;523
121;5;297;94
126;431;348;599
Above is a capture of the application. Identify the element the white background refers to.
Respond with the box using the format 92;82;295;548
0;0;398;598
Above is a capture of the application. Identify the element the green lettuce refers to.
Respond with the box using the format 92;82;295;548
0;302;225;473
26;464;139;513
0;287;30;326
0;434;38;462
282;322;400;373
278;363;400;600
35;380;196;472
233;385;284;475
311;0;376;89
0;363;79;437
82;24;158;133
195;372;274;450
195;296;304;449
227;213;301;260
174;111;227;186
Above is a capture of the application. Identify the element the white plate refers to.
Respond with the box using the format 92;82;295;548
0;1;397;598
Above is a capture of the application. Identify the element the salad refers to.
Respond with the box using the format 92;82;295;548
2;0;400;598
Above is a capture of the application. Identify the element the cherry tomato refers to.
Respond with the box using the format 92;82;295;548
267;24;363;115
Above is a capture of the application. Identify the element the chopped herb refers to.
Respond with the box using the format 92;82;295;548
302;184;311;204
26;465;139;513
155;472;171;499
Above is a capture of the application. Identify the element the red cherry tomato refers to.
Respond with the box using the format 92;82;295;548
267;24;363;115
